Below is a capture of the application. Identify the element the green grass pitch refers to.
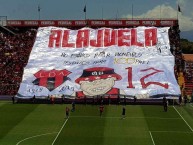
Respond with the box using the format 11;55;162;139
1;101;193;145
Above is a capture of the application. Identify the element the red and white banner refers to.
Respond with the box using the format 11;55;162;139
7;20;177;27
17;27;180;99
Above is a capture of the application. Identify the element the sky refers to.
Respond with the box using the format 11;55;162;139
0;0;193;39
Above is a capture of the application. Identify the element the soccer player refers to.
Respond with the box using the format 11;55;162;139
71;101;75;112
99;105;104;117
66;107;70;119
179;95;182;105
163;96;168;112
134;96;137;104
12;95;15;104
122;106;126;119
32;95;35;103
50;95;55;104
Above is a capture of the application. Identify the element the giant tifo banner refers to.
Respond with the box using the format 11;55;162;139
17;26;181;99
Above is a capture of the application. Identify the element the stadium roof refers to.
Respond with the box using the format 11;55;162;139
182;54;193;62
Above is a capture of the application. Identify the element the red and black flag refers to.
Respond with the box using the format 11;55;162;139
38;5;41;12
83;5;86;12
178;4;181;12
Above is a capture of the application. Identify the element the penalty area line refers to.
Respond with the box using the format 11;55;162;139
149;131;155;145
173;106;193;132
51;118;69;145
190;103;193;108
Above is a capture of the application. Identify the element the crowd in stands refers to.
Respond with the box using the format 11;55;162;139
168;26;182;74
169;26;193;99
182;59;193;97
0;25;190;97
184;62;193;81
0;28;37;95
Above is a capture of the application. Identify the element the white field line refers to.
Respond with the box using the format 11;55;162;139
173;106;193;132
70;115;180;120
15;115;193;145
51;118;69;145
16;132;57;145
149;131;155;145
151;130;193;133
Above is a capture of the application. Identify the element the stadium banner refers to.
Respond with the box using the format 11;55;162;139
6;20;177;27
17;26;181;99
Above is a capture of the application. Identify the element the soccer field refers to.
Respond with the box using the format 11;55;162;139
1;102;193;145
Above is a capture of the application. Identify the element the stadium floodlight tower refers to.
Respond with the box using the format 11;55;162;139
0;16;15;35
0;16;7;26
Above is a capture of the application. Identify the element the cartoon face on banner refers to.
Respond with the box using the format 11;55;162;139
74;67;122;97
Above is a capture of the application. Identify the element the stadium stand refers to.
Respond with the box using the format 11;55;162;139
0;28;37;95
181;54;193;99
0;19;187;102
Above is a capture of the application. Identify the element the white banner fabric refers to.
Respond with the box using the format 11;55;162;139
17;27;181;99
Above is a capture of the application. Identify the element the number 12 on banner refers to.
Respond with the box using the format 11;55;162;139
126;67;169;89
